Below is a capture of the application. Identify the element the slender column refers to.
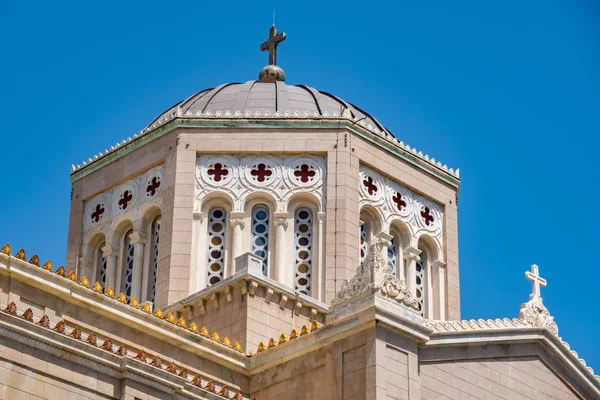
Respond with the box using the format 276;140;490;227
432;260;446;320
317;212;326;302
78;256;93;280
375;231;393;262
129;231;147;301
273;212;289;284
403;246;421;297
229;212;246;277
101;244;119;290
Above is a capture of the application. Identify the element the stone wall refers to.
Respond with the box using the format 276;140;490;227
420;357;579;399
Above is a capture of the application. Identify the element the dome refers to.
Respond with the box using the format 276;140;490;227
145;81;394;139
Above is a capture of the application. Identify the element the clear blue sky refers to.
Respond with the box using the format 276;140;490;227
1;1;598;370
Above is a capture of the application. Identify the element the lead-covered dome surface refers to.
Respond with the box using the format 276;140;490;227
146;80;394;139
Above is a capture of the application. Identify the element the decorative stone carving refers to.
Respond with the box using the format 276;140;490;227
518;264;558;336
195;155;326;212
331;240;419;310
359;164;443;250
83;165;164;243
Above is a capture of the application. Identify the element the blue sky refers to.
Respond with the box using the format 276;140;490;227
1;1;599;370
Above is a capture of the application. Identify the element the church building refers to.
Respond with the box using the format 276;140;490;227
0;26;598;399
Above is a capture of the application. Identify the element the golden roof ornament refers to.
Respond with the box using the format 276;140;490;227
176;317;187;328
54;320;66;333
267;338;277;348
153;308;164;318
278;333;288;344
69;326;82;340
289;328;299;339
21;308;33;322
178;368;188;379
134;349;147;361
79;276;90;288
36;315;50;328
129;297;139;308
300;325;309;335
141;302;152;313
151;355;162;367
92;281;103;293
200;326;209;337
3;302;17;315
188;322;199;333
165;312;176;324
67;271;77;282
85;333;97;346
29;255;40;267
43;260;53;271
56;266;66;277
222;337;232;347
191;374;202;387
117;292;127;303
218;386;230;397
101;338;113;351
310;320;320;332
104;287;115;298
117;344;127;357
233;341;243;352
15;249;26;261
166;361;177;374
211;331;221;342
204;380;216;393
1;243;11;256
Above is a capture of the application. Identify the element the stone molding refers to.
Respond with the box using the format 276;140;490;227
331;241;419;311
71;116;459;186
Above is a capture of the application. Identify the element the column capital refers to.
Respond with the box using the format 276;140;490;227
129;231;147;245
317;211;326;223
230;211;246;228
273;212;289;228
431;260;446;269
101;244;119;258
375;231;393;247
403;246;421;261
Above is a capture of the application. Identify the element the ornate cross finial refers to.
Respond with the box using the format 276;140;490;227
260;25;286;66
525;264;547;302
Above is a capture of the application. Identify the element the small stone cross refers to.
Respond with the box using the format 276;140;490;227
91;204;104;223
118;190;133;210
392;192;406;211
250;163;272;182
363;177;378;195
146;177;161;196
525;264;547;302
260;25;286;65
420;207;434;226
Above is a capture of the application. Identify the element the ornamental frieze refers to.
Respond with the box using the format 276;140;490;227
83;165;164;241
195;155;326;212
359;164;443;247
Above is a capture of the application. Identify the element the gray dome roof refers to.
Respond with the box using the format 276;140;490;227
146;81;394;139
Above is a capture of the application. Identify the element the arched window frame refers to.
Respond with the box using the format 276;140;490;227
250;204;271;276
286;196;322;300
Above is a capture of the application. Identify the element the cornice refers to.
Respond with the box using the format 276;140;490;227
69;115;460;189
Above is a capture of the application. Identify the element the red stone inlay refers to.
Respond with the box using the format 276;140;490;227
294;164;315;183
207;163;229;182
118;190;133;210
146;176;161;196
363;177;378;195
91;204;105;223
421;207;434;226
392;192;406;211
250;163;272;182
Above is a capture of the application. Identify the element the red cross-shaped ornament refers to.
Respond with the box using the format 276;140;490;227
250;163;272;182
91;204;105;223
207;163;229;182
146;177;161;196
294;164;316;183
118;190;133;210
363;177;378;195
392;192;406;211
420;207;434;226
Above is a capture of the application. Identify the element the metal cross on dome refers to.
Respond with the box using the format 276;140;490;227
260;25;286;65
525;264;547;302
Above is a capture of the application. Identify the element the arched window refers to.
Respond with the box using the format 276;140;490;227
415;249;427;317
147;217;161;303
294;208;313;295
95;241;107;286
359;221;369;264
251;205;269;275
387;237;397;276
206;207;226;286
121;230;134;299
